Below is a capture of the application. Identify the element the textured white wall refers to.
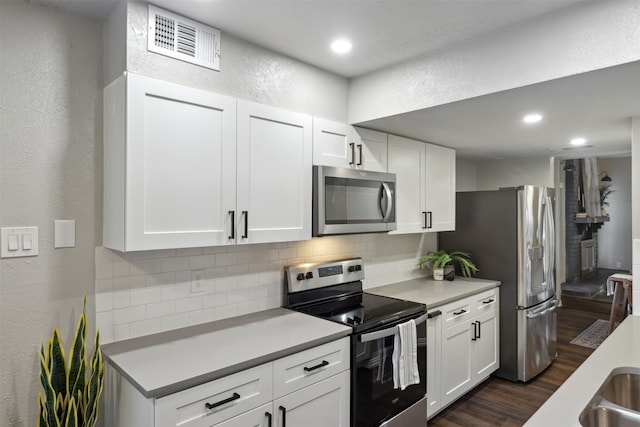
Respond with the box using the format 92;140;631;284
349;0;640;124
475;157;553;190
597;157;632;270
0;2;103;425
455;158;478;191
123;1;350;122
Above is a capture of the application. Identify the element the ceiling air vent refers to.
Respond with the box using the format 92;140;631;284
148;5;221;71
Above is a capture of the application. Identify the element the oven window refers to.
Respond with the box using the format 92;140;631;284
325;177;393;224
353;320;427;427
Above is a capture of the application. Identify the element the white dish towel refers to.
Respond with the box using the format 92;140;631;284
606;273;633;296
392;319;420;390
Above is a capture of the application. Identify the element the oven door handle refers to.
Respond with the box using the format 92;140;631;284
359;312;427;343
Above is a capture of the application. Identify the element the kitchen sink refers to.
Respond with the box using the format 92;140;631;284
580;367;640;427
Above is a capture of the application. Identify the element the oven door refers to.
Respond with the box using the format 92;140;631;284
352;313;427;427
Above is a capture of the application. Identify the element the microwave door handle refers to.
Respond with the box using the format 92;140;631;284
380;183;393;222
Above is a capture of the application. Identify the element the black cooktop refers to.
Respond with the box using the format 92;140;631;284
294;291;425;334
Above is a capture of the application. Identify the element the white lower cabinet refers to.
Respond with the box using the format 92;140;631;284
105;338;350;427
428;288;499;419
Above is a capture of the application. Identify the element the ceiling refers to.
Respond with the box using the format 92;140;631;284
33;0;637;160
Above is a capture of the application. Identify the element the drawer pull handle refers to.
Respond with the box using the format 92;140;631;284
265;412;272;427
205;392;240;410
427;310;442;319
279;405;287;427
482;299;494;304
453;309;467;316
303;360;329;372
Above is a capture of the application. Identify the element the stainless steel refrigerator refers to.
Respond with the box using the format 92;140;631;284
439;186;557;382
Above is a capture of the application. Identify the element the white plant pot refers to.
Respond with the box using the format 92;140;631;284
433;268;444;280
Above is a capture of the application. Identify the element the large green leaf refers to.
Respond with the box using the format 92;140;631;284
38;393;49;427
49;329;68;398
68;308;87;404
64;398;77;427
39;351;61;427
85;331;104;427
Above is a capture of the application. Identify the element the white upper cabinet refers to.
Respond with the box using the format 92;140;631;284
104;73;237;251
237;101;312;245
387;135;426;233
104;73;312;252
424;143;456;232
387;134;456;234
312;118;386;172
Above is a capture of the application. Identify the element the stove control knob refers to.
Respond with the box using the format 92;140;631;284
296;273;305;281
348;266;356;272
356;265;362;271
305;272;313;279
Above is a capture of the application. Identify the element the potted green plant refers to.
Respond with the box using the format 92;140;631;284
38;295;104;427
419;250;478;281
599;183;614;216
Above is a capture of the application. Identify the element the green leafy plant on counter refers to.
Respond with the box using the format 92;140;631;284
419;250;479;278
38;295;104;427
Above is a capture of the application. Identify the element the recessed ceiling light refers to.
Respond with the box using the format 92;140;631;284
331;39;352;54
523;114;543;123
570;137;587;146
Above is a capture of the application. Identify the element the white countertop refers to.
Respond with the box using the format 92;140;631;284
103;308;351;398
526;315;640;426
368;276;501;307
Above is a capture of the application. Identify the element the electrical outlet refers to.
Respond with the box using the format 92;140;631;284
191;270;205;293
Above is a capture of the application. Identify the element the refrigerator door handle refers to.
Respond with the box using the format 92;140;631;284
526;300;559;319
542;195;555;290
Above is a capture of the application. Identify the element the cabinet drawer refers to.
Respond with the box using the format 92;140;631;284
155;363;273;427
473;288;498;313
273;338;350;399
442;298;473;329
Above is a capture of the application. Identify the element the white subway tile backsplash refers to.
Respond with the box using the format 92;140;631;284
95;233;434;343
113;275;146;291
113;306;146;325
130;318;162;338
95;292;114;312
130;288;162;306
203;293;227;308
216;252;239;267
162;257;190;272
176;296;203;313
130;259;162;276
162;284;189;300
146;300;176;319
190;308;217;324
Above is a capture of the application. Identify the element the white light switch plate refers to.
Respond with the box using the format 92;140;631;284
55;220;76;248
1;226;39;258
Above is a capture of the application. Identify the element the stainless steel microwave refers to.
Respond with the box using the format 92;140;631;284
312;165;396;236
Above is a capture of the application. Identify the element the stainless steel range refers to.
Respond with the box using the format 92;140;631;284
284;258;427;427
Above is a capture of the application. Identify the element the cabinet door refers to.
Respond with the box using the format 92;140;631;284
441;320;473;407
424;143;456;232
387;135;426;233
312;118;360;168
354;127;387;172
472;310;499;381
273;372;350;427
120;73;236;251
213;403;273;427
426;308;443;419
237;101;312;244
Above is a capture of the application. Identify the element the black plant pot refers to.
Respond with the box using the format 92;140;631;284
444;265;455;281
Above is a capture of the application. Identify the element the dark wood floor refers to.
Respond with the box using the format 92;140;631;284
429;305;608;427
